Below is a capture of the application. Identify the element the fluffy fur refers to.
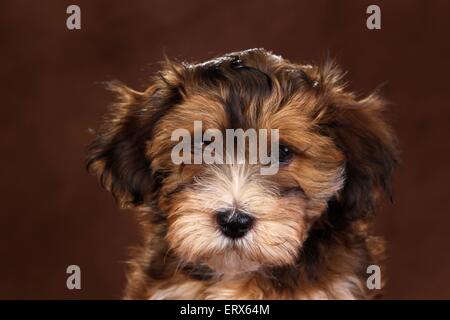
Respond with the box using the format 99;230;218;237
86;48;399;299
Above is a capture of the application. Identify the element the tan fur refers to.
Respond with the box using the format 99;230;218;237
87;49;398;300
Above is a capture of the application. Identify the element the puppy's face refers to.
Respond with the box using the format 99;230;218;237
149;88;345;273
87;49;398;274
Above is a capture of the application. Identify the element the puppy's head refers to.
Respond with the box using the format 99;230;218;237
87;49;398;274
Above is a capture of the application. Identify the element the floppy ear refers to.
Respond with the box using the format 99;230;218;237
321;91;400;221
317;64;400;220
86;66;183;208
332;94;399;220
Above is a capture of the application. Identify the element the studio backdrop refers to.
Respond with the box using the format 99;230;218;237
1;0;449;299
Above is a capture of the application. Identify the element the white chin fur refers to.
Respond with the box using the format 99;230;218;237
204;251;261;274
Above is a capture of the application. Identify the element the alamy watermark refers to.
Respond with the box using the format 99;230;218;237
66;5;81;30
366;264;382;290
66;264;81;290
366;5;381;30
171;121;280;175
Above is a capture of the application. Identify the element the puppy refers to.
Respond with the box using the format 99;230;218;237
87;48;399;299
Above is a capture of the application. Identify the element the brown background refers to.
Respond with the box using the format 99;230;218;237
1;0;449;299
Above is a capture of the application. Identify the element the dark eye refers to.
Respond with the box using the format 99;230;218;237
279;145;293;163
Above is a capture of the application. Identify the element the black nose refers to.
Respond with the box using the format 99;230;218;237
216;209;254;239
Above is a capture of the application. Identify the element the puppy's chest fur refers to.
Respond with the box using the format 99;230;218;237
124;222;383;300
146;274;366;300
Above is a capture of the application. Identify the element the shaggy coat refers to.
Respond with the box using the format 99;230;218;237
87;48;399;299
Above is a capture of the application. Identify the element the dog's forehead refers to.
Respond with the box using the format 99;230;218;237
158;91;314;133
160;56;320;130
